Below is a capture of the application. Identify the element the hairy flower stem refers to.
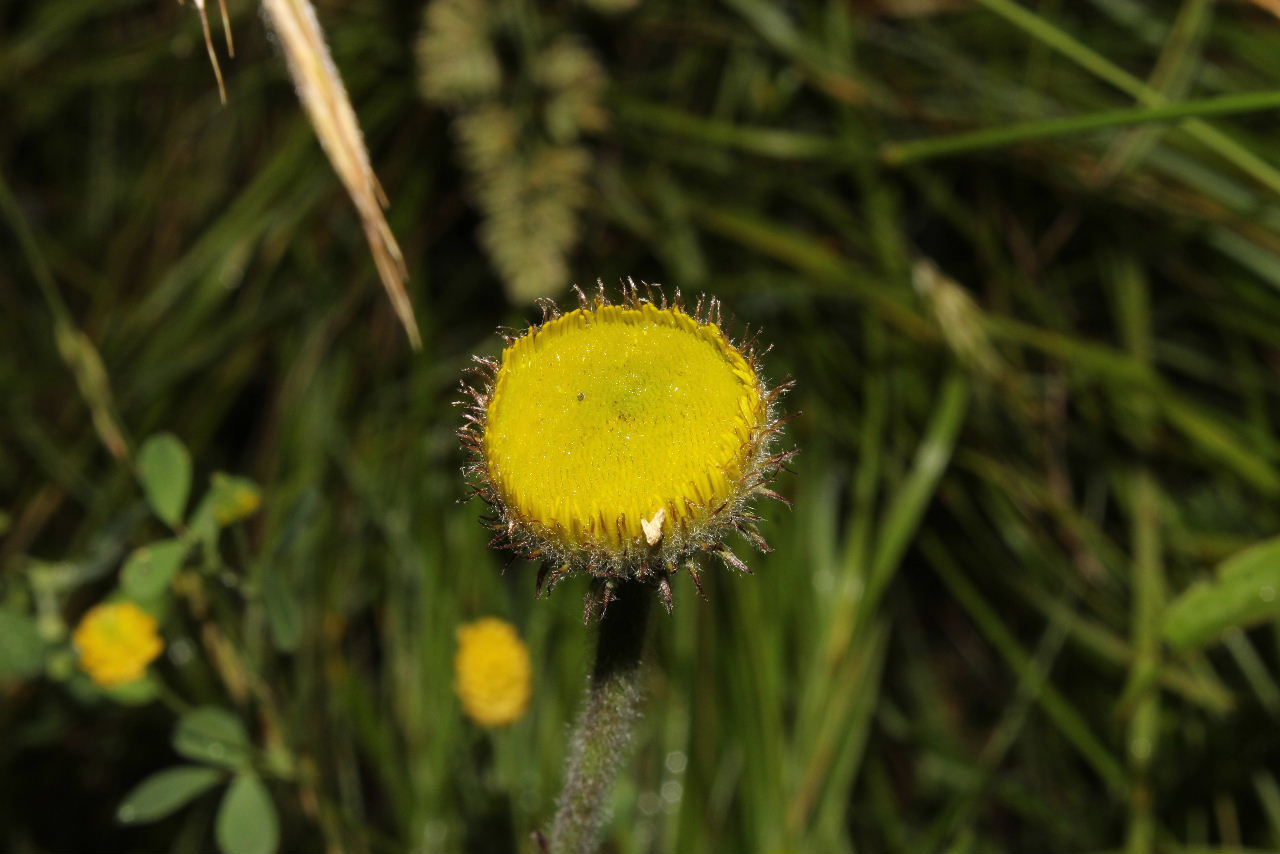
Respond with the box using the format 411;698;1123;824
548;582;652;854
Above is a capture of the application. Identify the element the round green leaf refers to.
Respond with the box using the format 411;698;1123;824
117;765;225;824
138;433;192;528
216;773;279;854
1164;535;1280;649
0;608;45;681
105;673;160;706
120;538;190;601
173;706;251;768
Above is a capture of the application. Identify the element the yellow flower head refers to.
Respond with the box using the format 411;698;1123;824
460;282;794;612
72;601;164;688
454;617;533;727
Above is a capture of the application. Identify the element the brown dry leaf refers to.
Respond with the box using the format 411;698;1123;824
262;0;422;348
1246;0;1280;18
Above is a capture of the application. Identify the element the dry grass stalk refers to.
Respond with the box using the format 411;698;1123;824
180;0;233;104
262;0;423;348
54;325;131;461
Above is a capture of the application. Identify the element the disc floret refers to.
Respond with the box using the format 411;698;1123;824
460;281;793;613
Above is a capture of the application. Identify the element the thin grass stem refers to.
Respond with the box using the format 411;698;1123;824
883;89;1280;165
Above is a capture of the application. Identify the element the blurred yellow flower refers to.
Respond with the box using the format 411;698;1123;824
455;617;532;727
72;601;164;688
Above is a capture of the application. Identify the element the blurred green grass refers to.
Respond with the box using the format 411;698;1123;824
4;0;1280;852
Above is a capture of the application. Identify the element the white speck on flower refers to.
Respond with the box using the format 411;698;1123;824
641;507;666;546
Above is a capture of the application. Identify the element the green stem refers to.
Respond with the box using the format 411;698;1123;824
971;0;1280;196
1113;253;1164;854
548;582;652;854
882;89;1280;165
